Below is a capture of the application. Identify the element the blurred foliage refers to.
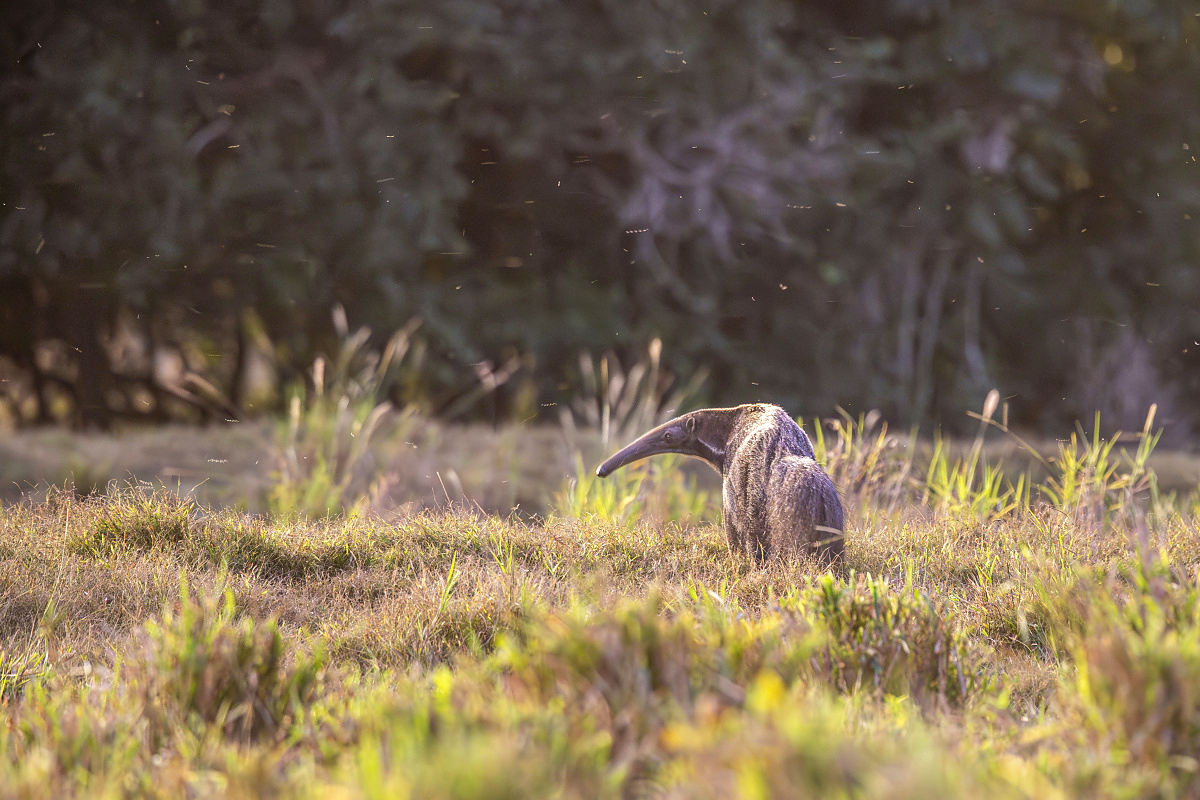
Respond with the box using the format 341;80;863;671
1;0;1199;436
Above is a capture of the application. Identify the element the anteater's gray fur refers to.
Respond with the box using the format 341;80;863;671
596;404;844;565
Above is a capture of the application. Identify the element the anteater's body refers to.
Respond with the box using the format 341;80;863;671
597;404;843;564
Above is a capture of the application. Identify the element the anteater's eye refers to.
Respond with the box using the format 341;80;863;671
663;431;673;442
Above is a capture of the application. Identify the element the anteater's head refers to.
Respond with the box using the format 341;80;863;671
596;411;727;477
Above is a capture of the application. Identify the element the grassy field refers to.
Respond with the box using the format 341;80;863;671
3;401;1200;798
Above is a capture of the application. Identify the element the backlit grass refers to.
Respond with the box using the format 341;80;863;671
3;413;1199;798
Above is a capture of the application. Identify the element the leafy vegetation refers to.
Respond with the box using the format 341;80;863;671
3;0;1199;438
2;400;1199;797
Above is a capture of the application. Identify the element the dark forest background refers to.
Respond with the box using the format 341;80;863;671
2;0;1198;441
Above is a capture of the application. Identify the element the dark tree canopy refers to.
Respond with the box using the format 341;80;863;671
2;0;1198;438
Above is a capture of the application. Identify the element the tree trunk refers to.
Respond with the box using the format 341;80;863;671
64;284;114;429
229;311;248;415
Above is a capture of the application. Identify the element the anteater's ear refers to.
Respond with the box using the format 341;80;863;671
686;416;696;434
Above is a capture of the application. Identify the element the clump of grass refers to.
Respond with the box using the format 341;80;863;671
476;583;993;792
554;452;650;526
556;340;716;526
489;592;812;785
963;399;1163;527
1024;564;1200;795
809;408;917;513
796;573;992;709
923;436;1027;523
918;391;1028;522
553;452;718;527
654;681;993;799
130;576;327;745
494;579;988;740
60;485;351;580
73;485;196;556
4;679;142;798
1042;408;1162;530
562;338;708;455
817;395;1162;531
0;647;51;703
270;308;420;518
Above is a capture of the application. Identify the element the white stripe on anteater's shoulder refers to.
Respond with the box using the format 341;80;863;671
596;403;843;565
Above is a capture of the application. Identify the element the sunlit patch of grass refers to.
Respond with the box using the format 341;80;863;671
553;452;719;528
813;396;1165;535
75;486;196;556
554;452;649;525
555;338;718;527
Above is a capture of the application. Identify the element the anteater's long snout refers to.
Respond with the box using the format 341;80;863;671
596;434;670;478
596;448;632;478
